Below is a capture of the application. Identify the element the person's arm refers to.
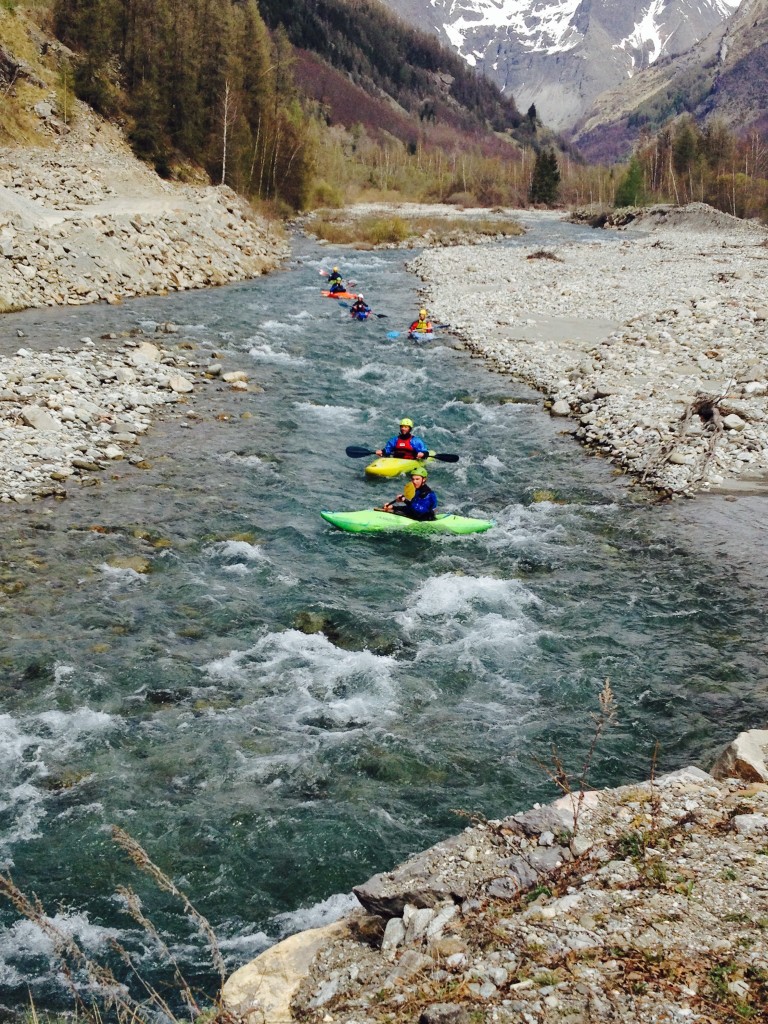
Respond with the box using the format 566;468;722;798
381;436;396;456
411;437;429;456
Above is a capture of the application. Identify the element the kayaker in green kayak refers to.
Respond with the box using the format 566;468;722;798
383;467;437;521
375;418;429;460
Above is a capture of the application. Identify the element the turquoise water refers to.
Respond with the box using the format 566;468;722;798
1;227;767;1010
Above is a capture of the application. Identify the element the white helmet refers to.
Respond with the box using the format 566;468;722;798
358;293;364;299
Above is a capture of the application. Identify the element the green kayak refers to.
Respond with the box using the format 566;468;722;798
320;510;494;535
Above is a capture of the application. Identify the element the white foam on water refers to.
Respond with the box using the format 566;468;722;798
0;708;120;863
221;452;269;469
54;663;76;684
56;801;104;820
398;573;537;624
273;891;360;938
294;402;363;423
203;648;250;684
341;362;389;384
218;928;271;959
36;707;117;740
201;630;397;729
247;341;306;365
0;911;125;990
207;540;270;565
482;454;505;470
260;318;302;334
99;563;145;585
481;503;569;552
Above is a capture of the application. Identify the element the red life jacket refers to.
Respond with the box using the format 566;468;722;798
393;435;417;457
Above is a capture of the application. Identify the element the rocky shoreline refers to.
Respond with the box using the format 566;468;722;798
224;730;768;1024
409;204;768;497
0;106;287;314
0;327;255;504
0;101;286;502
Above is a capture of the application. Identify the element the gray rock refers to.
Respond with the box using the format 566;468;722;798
381;917;406;951
551;399;571;416
21;407;60;431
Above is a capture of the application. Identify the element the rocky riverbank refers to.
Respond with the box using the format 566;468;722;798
0;326;255;504
0;98;286;502
409;204;768;496
223;730;768;1024
0;103;287;314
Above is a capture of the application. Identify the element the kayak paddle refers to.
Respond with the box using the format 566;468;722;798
345;445;459;463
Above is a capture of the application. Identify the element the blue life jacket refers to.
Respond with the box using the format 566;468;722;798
404;483;437;521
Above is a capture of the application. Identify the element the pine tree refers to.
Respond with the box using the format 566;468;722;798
529;148;560;206
615;155;645;207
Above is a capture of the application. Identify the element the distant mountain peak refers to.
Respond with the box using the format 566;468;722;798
381;0;744;129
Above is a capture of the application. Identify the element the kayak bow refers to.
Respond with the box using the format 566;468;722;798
364;455;436;478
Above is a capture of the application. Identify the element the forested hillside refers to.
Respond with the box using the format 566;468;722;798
39;0;528;211
53;0;312;208
257;0;521;134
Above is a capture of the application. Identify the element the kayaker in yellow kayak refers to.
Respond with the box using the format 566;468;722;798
383;467;437;521
409;309;433;333
375;418;429;460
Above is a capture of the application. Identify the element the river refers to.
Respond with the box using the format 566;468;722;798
1;221;767;1011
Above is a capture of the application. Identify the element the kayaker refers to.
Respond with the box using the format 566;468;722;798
383;467;437;521
409;309;433;333
327;266;345;294
375;418;429;460
350;294;370;318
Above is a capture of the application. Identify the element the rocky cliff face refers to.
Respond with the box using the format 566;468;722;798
380;0;742;130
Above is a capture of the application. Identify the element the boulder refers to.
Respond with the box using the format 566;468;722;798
550;399;571;417
222;920;349;1024
21;407;60;431
711;729;768;782
128;342;161;366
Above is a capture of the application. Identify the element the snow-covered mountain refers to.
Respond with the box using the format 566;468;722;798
572;0;768;160
381;0;742;129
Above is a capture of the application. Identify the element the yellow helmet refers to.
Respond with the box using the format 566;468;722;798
419;309;427;317
399;417;414;428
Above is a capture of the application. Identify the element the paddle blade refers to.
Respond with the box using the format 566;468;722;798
433;452;459;463
403;482;415;500
386;331;401;339
375;313;388;319
345;445;375;458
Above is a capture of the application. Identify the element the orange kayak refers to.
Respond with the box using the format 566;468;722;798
321;290;357;300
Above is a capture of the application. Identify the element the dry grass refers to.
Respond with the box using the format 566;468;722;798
0;5;59;145
307;212;523;247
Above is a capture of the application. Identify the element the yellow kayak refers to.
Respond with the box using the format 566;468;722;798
365;455;436;478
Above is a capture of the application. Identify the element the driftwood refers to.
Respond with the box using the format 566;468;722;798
641;391;726;491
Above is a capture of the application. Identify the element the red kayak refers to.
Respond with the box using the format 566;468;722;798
321;290;357;300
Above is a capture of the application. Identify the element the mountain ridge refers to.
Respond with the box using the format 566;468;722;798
571;0;768;160
379;0;743;130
